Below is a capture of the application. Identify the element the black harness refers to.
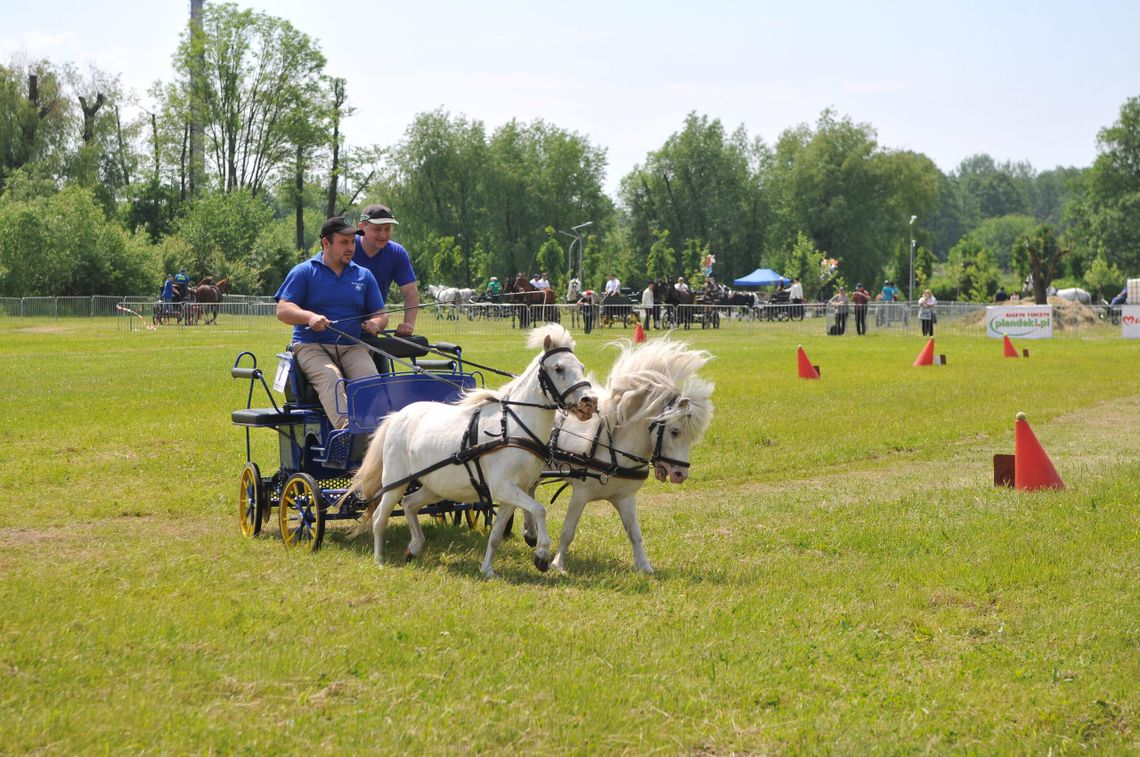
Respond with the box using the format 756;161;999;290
541;397;693;503
362;347;590;508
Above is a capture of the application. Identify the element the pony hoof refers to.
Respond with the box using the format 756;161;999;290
523;532;537;548
534;555;550;572
403;548;415;563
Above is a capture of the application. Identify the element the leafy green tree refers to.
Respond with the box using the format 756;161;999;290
424;234;462;285
171;3;328;195
0;59;70;196
968;214;1038;270
1016;225;1068;304
0;184;158;295
763;110;940;289
171;189;273;279
645;229;677;284
1066;95;1140;274
1082;249;1124;301
535;227;565;292
782;232;827;302
619;113;766;283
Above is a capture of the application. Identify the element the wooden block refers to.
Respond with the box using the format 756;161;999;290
993;453;1015;487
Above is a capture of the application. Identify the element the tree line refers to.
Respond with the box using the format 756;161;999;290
1;2;1137;303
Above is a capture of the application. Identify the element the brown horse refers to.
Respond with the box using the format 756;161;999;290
504;273;556;327
193;277;231;325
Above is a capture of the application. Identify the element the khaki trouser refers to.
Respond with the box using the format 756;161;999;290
293;342;377;428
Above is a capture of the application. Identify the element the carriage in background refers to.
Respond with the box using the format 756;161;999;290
599;291;641;328
231;335;491;551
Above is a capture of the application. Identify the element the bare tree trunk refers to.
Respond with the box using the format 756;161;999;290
114;106;132;187
78;93;105;144
295;143;305;250
325;78;346;218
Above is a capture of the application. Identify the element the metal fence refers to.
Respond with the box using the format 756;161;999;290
0;295;1125;339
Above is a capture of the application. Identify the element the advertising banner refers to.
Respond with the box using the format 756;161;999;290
1122;305;1140;339
986;305;1053;339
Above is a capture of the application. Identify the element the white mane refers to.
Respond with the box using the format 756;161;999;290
457;323;577;407
602;338;715;438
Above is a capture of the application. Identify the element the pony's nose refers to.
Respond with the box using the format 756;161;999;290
576;394;597;418
670;468;689;484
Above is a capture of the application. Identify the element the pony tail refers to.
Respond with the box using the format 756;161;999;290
343;419;390;539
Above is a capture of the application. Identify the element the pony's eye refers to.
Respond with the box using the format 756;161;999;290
670;428;681;438
555;364;564;374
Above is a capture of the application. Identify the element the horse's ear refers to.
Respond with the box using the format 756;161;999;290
543;334;552;351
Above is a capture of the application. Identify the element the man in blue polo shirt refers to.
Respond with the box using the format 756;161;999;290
276;216;387;428
353;203;420;337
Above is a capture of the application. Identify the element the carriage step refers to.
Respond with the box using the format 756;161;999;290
314;429;353;469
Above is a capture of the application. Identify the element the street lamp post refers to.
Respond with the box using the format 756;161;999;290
558;221;593;285
908;215;917;302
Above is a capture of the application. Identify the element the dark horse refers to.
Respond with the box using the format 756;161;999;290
193;276;231;325
504;273;556;328
655;280;696;329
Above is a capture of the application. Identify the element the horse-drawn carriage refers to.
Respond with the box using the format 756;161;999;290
231;335;490;551
599;292;641;328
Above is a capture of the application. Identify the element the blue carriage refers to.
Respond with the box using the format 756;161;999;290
230;335;491;551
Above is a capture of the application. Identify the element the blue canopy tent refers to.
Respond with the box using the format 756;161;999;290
733;268;791;287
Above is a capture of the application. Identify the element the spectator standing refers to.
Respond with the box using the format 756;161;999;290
789;276;804;318
851;283;872;335
828;287;849;335
918;289;937;336
641;281;656;330
353;204;419;337
995;286;1009;302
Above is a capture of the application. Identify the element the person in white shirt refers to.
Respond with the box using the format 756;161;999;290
674;276;689;294
789;276;804;318
641;281;656;330
533;272;551;290
604;274;621;297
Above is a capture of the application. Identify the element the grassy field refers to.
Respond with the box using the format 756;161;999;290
1;317;1137;753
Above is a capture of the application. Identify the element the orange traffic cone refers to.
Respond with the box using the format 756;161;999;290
912;337;935;367
633;322;647;343
796;345;820;379
1014;412;1064;491
1003;334;1019;358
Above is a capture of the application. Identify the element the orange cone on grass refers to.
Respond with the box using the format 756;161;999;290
796;345;820;379
1003;334;1019;358
633;322;647;343
1014;412;1064;491
912;337;935;367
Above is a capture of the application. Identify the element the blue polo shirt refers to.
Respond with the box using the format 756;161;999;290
353;238;416;296
275;254;384;345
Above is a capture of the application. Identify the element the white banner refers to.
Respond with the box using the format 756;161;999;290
1122;305;1140;339
986;305;1053;339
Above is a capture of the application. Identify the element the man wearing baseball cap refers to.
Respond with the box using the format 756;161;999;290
354;203;419;337
275;216;387;427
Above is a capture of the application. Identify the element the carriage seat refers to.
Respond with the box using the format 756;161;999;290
231;407;315;427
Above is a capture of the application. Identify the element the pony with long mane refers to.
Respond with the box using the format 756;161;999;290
524;337;715;573
504;273;556;327
343;323;597;578
193;276;231;324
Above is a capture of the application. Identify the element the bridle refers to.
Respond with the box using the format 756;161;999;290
536;346;591;412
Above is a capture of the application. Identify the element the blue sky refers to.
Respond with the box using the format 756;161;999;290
3;0;1137;196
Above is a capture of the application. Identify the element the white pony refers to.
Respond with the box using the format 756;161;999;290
524;338;714;573
566;277;582;303
427;284;477;319
343;323;597;577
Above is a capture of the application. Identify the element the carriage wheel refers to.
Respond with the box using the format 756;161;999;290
463;506;513;535
278;473;326;552
239;462;265;537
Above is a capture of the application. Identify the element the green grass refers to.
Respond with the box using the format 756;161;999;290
1;318;1137;753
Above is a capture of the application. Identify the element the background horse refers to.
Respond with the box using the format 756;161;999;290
342;324;597;578
505;273;556;327
193;276;230;325
427;284;475;319
655;279;695;328
524;338;715;573
1053;287;1095;306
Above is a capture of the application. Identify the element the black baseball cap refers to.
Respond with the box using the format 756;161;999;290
360;204;399;225
321;216;364;239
